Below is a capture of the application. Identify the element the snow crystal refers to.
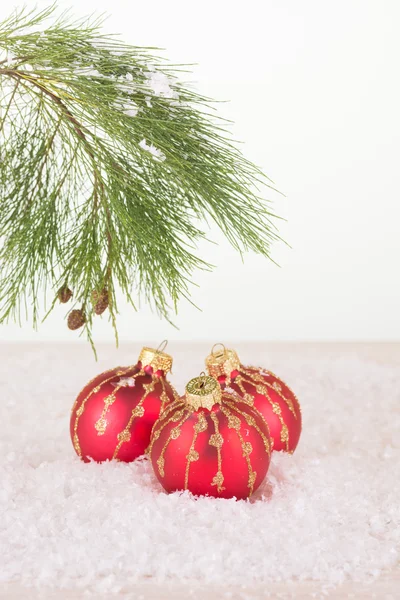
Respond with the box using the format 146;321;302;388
145;71;178;99
0;343;399;594
86;68;105;78
112;376;136;388
122;103;139;118
139;139;166;162
116;81;132;94
0;49;23;68
124;108;138;117
75;67;105;79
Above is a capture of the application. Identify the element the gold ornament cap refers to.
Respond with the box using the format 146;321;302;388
205;344;241;379
185;374;222;411
138;340;173;374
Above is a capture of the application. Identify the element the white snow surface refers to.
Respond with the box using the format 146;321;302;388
0;343;399;594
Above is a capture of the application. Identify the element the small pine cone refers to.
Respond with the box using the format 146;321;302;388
58;286;73;304
92;288;109;315
67;309;86;330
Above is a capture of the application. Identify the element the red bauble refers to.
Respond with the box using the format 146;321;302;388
149;375;271;500
206;347;302;453
70;346;177;462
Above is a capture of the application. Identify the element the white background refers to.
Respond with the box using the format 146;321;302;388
1;0;400;342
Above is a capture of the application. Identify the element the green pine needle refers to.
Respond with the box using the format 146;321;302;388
0;4;281;347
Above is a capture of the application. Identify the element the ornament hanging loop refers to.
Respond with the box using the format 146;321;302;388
198;371;207;389
211;343;226;358
156;339;168;353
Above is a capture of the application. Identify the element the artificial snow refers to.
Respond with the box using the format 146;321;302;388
0;343;399;594
113;376;136;388
145;71;178;99
139;139;166;162
1;51;16;66
122;103;139;118
79;67;105;79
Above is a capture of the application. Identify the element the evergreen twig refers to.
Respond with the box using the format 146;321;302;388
0;5;281;346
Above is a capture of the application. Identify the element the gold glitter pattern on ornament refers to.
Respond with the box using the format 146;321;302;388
163;401;183;421
210;411;225;493
157;456;165;477
151;429;161;442
234;377;254;406
272;403;281;414
72;367;122;413
184;413;203;490
117;429;131;443
73;433;81;455
187;449;199;462
209;433;224;448
244;412;271;454
220;405;256;496
151;400;182;433
224;400;271;455
159;378;172;414
72;367;133;458
146;405;185;457
194;411;208;433
248;471;257;490
161;381;180;405
170;409;184;423
170;426;181;440
154;395;182;423
211;471;225;491
242;441;253;457
280;423;289;444
94;417;107;435
224;410;241;431
246;367;298;418
148;403;186;455
134;405;145;418
112;381;154;459
95;386;120;436
155;410;192;477
238;372;290;452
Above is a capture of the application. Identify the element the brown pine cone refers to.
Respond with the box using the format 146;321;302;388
67;309;86;330
58;285;73;304
92;288;109;315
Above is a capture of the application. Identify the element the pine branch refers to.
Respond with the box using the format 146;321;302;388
0;5;282;347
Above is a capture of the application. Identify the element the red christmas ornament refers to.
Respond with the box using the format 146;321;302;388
70;344;177;463
149;374;271;500
205;345;302;453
